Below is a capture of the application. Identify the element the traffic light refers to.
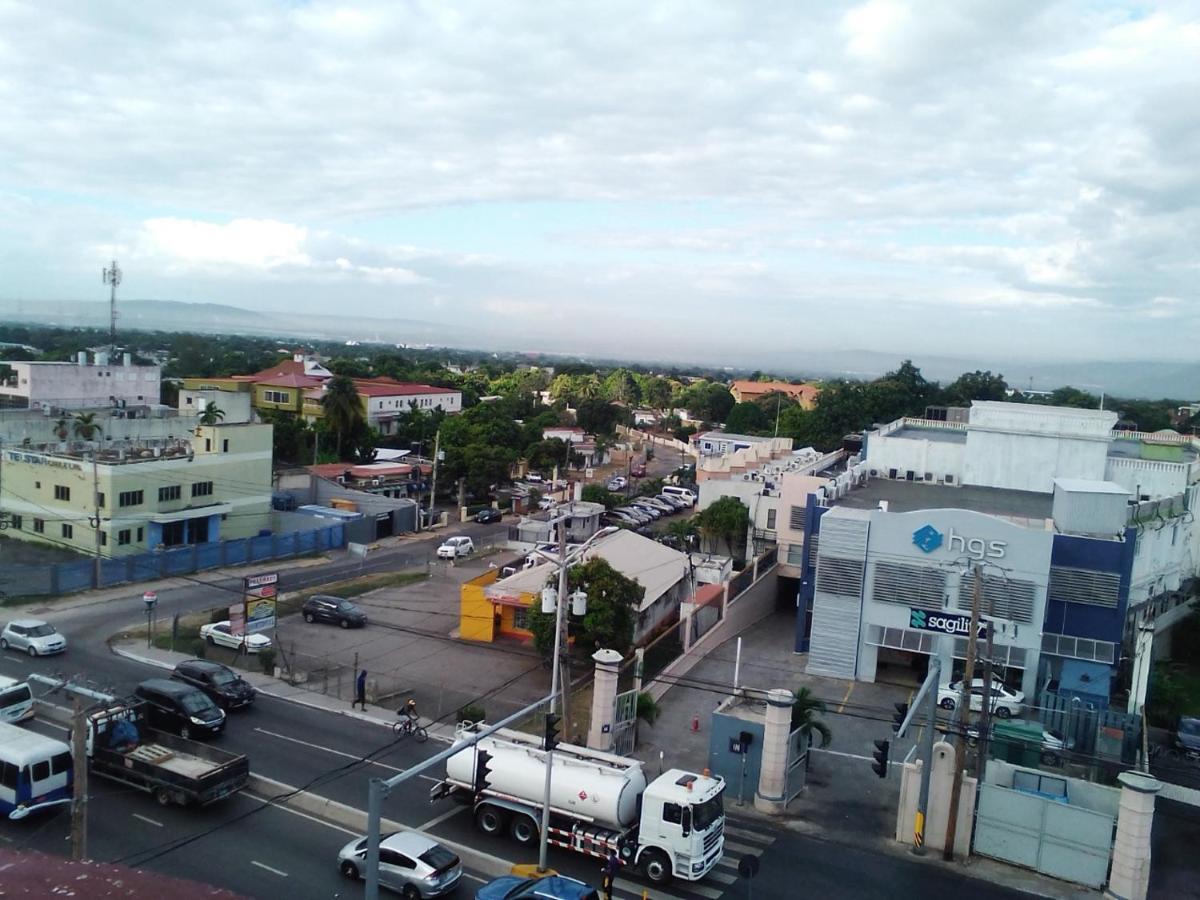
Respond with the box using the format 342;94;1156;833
474;749;494;793
892;702;908;734
544;713;561;752
872;739;890;779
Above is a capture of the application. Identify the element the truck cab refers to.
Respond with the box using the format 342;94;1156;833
634;769;725;883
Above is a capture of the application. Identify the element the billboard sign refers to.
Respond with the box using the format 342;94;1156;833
245;597;276;634
908;608;988;639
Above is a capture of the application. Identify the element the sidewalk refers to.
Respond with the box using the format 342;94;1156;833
638;611;1098;900
109;640;458;743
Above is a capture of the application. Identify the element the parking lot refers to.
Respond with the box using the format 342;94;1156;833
274;558;553;726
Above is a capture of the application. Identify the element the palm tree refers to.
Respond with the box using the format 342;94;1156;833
790;685;832;748
72;412;102;441
320;375;365;458
54;417;70;441
198;404;225;426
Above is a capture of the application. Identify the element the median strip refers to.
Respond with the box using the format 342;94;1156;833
246;773;512;879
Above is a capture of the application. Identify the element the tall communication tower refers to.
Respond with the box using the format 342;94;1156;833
102;260;122;354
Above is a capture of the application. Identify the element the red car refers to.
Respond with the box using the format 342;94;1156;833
631;463;647;477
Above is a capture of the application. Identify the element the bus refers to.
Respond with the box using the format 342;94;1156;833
0;721;72;820
0;675;34;723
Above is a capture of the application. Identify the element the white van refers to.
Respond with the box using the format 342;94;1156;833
0;676;34;724
662;485;697;506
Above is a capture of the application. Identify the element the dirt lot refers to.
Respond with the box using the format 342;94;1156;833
274;558;553;726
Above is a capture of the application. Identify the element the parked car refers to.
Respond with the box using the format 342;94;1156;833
338;830;462;897
937;680;1023;719
661;485;697;506
475;874;599;900
637;497;674;514
657;493;691;510
171;659;257;711
525;472;544;484
616;507;650;525
630;463;647;477
966;720;1074;766
0;619;67;657
606;475;627;491
437;536;475;559
475;507;503;524
538;496;557;511
134;678;226;739
302;595;368;628
199;621;273;654
628;501;662;520
1171;716;1200;753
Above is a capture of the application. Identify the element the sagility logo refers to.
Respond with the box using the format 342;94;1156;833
912;524;943;554
909;610;927;629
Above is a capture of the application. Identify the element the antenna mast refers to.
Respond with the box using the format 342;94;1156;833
102;260;122;355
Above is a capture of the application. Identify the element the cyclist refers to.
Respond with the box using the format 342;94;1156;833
398;698;419;723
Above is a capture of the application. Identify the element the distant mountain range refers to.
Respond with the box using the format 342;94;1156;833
0;299;1194;400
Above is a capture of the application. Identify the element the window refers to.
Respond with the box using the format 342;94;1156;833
222;439;229;452
61;523;73;539
51;752;70;775
100;531;107;546
118;529;132;545
159;485;182;502
119;490;144;507
766;508;777;531
137;527;143;542
0;761;16;789
205;438;211;452
54;485;70;501
98;492;105;508
512;607;530;630
192;481;214;498
9;514;20;530
789;505;805;530
31;760;49;782
663;802;683;824
33;518;44;534
264;390;290;404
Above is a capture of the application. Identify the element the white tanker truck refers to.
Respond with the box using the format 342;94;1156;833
432;725;725;885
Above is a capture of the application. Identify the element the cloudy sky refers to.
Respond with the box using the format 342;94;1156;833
0;1;1197;365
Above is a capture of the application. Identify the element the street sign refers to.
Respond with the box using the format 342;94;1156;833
243;572;278;592
142;591;157;605
908;608;988;638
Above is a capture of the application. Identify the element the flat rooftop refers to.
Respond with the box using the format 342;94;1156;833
890;426;967;444
1108;437;1198;464
837;478;1054;519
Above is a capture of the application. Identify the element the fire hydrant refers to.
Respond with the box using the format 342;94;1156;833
690;715;700;732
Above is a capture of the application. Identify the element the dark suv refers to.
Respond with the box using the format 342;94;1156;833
474;507;503;524
302;595;367;628
171;659;257;711
135;678;225;739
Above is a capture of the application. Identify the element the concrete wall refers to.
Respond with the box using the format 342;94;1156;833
0;409;199;445
708;703;765;804
895;740;975;856
984;759;1120;817
1104;456;1192;500
0;360;161;408
866;431;965;484
179;389;253;424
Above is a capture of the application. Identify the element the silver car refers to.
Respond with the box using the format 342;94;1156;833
338;831;462;898
0;619;67;657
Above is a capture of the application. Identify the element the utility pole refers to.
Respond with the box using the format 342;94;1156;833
975;622;995;783
102;260;121;356
428;429;441;529
538;521;570;874
70;695;89;860
943;563;983;860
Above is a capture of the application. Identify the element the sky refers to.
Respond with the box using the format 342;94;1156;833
0;1;1197;366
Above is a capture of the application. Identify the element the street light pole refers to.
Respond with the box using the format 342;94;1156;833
537;522;569;874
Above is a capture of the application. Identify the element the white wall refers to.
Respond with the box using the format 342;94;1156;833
964;430;1111;493
1129;496;1200;607
1104;457;1192;500
0;362;162;408
866;432;965;483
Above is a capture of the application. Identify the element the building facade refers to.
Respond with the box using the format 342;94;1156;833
0;354;161;410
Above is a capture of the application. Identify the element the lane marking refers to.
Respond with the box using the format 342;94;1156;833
132;813;163;828
708;869;738;884
417;805;464;831
251;860;288;877
836;680;855;714
810;746;904;766
242;791;359;838
723;824;773;844
253;728;440;781
613;878;692;900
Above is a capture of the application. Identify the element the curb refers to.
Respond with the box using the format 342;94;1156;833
109;643;456;742
247;773;511;879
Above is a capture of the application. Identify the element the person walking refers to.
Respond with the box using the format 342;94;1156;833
354;669;367;710
601;847;619;900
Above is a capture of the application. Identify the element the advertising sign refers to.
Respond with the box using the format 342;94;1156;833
908;608;988;639
243;572;279;596
245;597;276;634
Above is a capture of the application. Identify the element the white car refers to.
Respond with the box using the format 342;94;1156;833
606;476;627;491
0;619;67;657
337;830;462;897
436;536;475;559
538;496;557;511
200;621;273;654
938;679;1024;719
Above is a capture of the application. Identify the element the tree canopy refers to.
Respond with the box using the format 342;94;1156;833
526;557;645;658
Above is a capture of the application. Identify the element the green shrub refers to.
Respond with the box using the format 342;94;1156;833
458;703;486;724
258;648;276;675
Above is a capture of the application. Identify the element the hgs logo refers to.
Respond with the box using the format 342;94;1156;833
912;525;1006;560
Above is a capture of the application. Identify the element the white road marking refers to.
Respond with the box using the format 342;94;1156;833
243;791;360;838
708;869;738;884
614;878;693;900
723;839;765;855
724;824;774;845
253;727;440;781
810;746;904;765
132;813;163;828
417;805;464;831
251;860;288;877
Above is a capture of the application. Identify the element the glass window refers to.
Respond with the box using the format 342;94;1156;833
27;624;56;638
51;752;71;775
33;518;45;534
691;791;724;830
419;846;458;871
180;692;216;714
662;802;682;824
0;685;31;707
0;761;16;789
54;485;70;501
192;481;214;497
61;523;73;539
32;760;50;781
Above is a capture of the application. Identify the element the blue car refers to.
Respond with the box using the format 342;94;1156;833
475;874;599;900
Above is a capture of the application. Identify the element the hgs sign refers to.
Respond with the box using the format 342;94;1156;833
912;524;1006;560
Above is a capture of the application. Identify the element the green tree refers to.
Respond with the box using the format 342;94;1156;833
320;376;366;458
1046;386;1100;409
603;368;642;406
640;376;674;412
577;398;623;435
526;558;644;658
72;412;102;441
54;417;70;441
790;686;832;748
581;484;619;508
941;370;1008;405
198;404;226;426
725;401;770;435
697;496;750;561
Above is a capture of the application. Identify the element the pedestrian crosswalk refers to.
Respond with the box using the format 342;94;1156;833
610;818;778;900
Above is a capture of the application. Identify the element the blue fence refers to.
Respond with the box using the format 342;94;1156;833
0;523;346;597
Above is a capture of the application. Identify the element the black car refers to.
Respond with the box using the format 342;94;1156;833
475;507;503;524
135;678;225;739
171;659;257;711
302;595;368;628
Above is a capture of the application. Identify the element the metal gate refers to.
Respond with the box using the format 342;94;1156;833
784;726;809;806
974;780;1115;888
611;689;638;755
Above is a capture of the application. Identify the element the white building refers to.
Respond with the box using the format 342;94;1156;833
0;353;161;410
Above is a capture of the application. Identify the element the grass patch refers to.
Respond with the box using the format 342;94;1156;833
288;570;426;608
